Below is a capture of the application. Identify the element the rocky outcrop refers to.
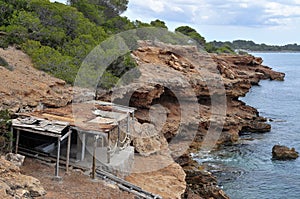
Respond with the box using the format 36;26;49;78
126;161;186;199
131;121;169;156
272;145;299;160
5;153;25;167
177;153;229;199
106;42;285;199
0;156;46;198
113;43;284;150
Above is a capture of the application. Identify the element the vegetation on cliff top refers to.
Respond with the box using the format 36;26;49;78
0;0;233;86
210;40;300;52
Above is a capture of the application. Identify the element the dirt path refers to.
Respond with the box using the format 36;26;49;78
21;158;135;199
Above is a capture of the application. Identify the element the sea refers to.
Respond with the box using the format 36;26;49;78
196;52;300;199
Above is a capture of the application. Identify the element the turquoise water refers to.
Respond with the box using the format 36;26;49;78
198;53;300;199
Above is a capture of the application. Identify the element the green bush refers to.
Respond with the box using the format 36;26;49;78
216;44;236;54
0;55;13;71
204;43;218;53
150;19;168;29
22;40;78;84
98;71;119;90
0;37;9;48
175;26;206;46
0;109;12;153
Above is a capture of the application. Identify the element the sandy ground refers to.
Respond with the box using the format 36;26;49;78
21;158;135;199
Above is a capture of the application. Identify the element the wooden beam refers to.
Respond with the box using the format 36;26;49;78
42;113;75;124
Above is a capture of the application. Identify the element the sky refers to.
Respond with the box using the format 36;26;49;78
53;0;300;45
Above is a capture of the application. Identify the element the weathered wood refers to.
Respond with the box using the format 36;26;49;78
12;118;69;135
42;113;75;124
13;127;62;137
60;129;72;141
55;137;61;178
118;184;154;199
92;135;97;179
81;133;86;161
96;169;162;199
66;130;71;173
15;130;20;154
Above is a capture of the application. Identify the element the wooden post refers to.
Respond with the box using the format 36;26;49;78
76;130;81;161
9;126;13;153
81;133;86;161
66;130;71;173
117;123;120;148
15;129;20;154
55;137;61;178
127;111;130;134
107;132;110;164
92;135;97;179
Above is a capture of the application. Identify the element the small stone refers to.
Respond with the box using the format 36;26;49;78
5;153;25;167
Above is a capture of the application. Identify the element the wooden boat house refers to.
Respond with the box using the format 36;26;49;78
12;101;136;178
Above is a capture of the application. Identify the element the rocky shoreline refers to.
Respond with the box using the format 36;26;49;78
0;45;285;199
109;42;284;198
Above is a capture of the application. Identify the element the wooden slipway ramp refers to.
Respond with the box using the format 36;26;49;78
96;168;163;199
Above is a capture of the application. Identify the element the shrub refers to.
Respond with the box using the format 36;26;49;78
98;71;119;90
0;56;8;67
22;40;78;84
0;109;12;153
0;55;13;71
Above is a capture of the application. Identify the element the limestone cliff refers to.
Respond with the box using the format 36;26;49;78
102;41;284;199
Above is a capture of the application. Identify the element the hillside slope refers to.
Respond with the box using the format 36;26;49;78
0;46;73;112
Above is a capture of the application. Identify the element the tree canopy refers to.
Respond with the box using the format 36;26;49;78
0;0;236;87
69;0;129;19
0;0;135;85
209;39;300;52
175;26;206;46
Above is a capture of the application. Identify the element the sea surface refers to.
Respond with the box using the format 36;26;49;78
196;52;300;199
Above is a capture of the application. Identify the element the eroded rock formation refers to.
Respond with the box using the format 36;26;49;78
0;157;46;198
106;41;284;199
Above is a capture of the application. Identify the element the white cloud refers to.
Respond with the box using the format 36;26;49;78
239;3;249;8
126;0;300;27
128;0;165;12
171;6;184;12
265;2;300;17
48;0;300;44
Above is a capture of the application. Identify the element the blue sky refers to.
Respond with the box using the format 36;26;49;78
53;0;300;45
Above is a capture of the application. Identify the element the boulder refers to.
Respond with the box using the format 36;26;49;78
0;157;46;198
126;162;186;199
272;145;299;160
5;153;25;167
132;122;168;156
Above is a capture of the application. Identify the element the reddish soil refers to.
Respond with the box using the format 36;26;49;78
21;158;135;199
